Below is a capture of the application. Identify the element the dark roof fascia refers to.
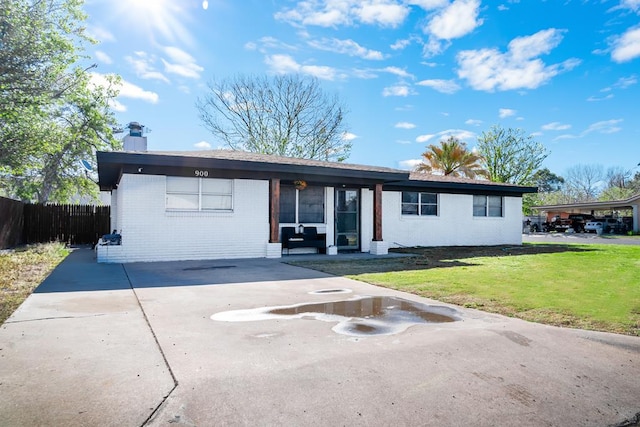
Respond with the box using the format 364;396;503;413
97;151;409;190
384;179;538;196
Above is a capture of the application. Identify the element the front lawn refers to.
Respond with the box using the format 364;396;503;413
291;243;640;336
0;243;69;324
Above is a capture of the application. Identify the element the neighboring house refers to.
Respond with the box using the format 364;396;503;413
96;149;537;263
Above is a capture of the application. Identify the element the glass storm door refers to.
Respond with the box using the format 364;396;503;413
335;189;359;250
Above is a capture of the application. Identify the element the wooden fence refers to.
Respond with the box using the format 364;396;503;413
0;197;25;249
0;197;110;248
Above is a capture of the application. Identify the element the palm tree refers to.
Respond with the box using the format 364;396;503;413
415;137;487;179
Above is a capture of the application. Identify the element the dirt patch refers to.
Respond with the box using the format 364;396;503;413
288;244;590;276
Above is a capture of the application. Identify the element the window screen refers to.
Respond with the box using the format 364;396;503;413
278;185;325;223
402;192;437;216
166;177;233;211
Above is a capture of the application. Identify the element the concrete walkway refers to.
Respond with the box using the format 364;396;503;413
1;248;639;426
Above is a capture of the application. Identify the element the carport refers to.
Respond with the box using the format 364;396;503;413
532;193;640;232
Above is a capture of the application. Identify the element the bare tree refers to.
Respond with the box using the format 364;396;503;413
196;74;350;161
605;166;632;189
564;164;604;202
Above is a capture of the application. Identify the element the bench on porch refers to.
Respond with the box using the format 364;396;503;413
281;226;325;254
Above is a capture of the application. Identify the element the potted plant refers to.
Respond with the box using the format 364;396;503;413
293;180;307;190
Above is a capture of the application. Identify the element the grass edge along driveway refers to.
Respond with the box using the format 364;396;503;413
291;243;640;336
0;243;69;325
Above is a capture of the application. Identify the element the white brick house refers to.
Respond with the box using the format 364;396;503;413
96;150;537;263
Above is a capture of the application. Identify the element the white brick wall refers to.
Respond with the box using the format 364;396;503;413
100;174;270;263
360;188;372;253
98;175;525;263
382;191;523;247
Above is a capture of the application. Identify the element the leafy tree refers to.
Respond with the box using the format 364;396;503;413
531;168;564;192
522;167;565;214
0;0;120;203
629;172;640;194
476;125;549;185
415;136;486;179
196;74;350;161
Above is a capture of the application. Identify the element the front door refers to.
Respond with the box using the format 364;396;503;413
335;189;359;250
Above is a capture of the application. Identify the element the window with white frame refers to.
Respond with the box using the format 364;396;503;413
402;191;438;216
279;185;324;223
166;177;233;211
473;195;503;217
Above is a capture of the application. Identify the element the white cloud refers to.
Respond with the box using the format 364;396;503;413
94;50;112;64
457;29;580;91
396;140;412;144
582;119;623;135
265;54;338;80
110;99;127;113
398;159;423;170
87;26;116;43
395;122;416;129
391;39;411;50
465;119;482;126
342;132;358;141
118;80;160;104
194;141;211;149
418;129;476;145
542;122;571;131
382;66;414;79
275;0;409;28
614;75;638;88
409;0;449;10
611;26;640;63
245;36;298;53
382;85;412;97
499;108;516;118
307;38;384;60
426;0;482;40
416;79;461;94
619;0;640;12
161;46;204;79
587;94;615;101
126;52;170;83
354;2;409;27
416;134;435;143
90;73;159;107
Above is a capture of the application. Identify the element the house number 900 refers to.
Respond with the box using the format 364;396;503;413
194;170;209;177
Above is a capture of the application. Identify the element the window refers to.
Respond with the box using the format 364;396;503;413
166;177;232;211
279;185;325;223
473;195;503;217
402;192;438;216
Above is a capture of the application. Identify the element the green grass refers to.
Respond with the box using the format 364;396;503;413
292;243;640;336
0;243;69;324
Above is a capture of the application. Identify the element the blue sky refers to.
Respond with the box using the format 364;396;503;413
84;0;640;177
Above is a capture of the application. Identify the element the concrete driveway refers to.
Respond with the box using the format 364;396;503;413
1;248;639;426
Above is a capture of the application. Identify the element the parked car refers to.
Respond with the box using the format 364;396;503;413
584;220;604;233
548;216;573;232
567;214;594;233
584;218;625;234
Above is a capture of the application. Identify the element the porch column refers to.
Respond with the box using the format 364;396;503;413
266;178;282;258
269;178;280;243
373;183;383;241
370;183;388;255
